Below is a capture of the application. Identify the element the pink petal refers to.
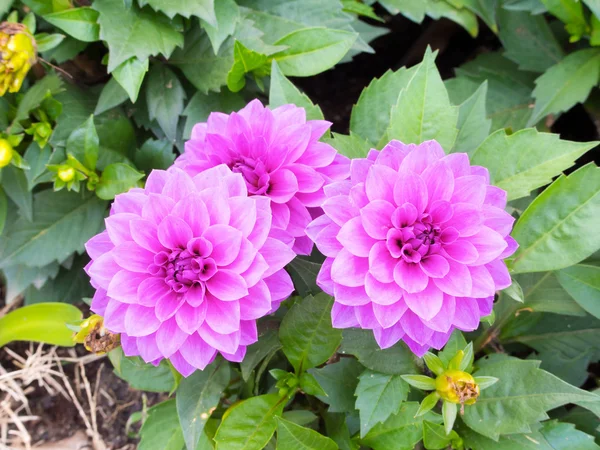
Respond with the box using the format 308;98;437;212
399;140;445;174
206;270;248;300
440;153;470;178
161;169;196;202
403;281;443;321
107;270;147;304
185;284;206;307
259;237;296;277
365;165;397;203
224;239;258;274
369;241;397;283
355;303;379;329
331;303;359;328
443;203;483;237
124;304;161;337
337;217;376;258
286;197;312;237
105;213;136;245
138;277;171;307
198;323;240;354
240;253;269;287
401;310;434;345
297;141;337;167
331;249;369;287
137;334;162;362
170;351;197;377
103;299;128;333
452;175;486;206
420;255;450;279
433;259;472;297
360;200;395;239
443;240;479;264
156;318;188;358
203;224;243;266
453;297;481;331
90;288;108;316
205;296;240;334
421;161;454;203
469;265;495;298
365;273;403;305
247;196;272;249
426;294;455;333
268;168;298;203
334;284;371;306
394;261;428;293
485;185;507;208
287;164;324;193
377;140;410;170
87;252;120;289
229;197;257;238
142;193;175;225
264;270;294;303
85;232;113;259
120;334;138;356
198;188;231;225
482;205;515;237
313;222;343;257
393;172;428;214
158;215;193;250
112;191;146;215
176;301;207;334
222;346;247;363
112;242;154;273
155;291;185;321
428;201;453;224
172;193;210;237
130;219;165;253
469;226;508;265
486;259;511;290
144;170;168;194
317;258;334;295
372;300;407;329
179;333;217;371
240;280;271;320
322;195;359;226
403;335;430;356
373;322;405;349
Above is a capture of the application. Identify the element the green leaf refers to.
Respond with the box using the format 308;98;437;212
423;420;462;450
423;353;445;376
10;74;63;129
513;271;586;316
0;186;6;235
0;302;82;347
350;66;418;146
323;412;359;450
400;375;436;391
299;372;327;396
2;262;60;304
378;0;425;22
183;90;245;139
67;115;99;171
463;359;600;439
542;0;587;31
355;371;409;437
113;57;149;103
416;392;441;417
461;0;498;32
227;40;269;92
272;27;357;77
0;190;106;268
529;49;600;126
279;293;342;373
502;279;524;303
214;394;285;450
424;0;479;37
504;0;548;13
584;0;600;18
471;128;597;201
146;64;186;141
2;165;33;221
139;399;185;450
497;7;564;72
96;163;144;200
386;47;458;152
44;7;99;42
93;0;183;72
342;0;383;21
109;347;178;393
202;0;238;54
135;138;175;172
286;257;322;297
269;60;324;121
139;0;216;24
511;164;600;273
360;402;441;450
42;36;88;63
323;133;371;159
339;328;418;375
276;417;338;450
282;410;318;427
35;33;65;52
95;77;129;114
177;360;231;450
438;330;470;370
556;264;600;318
441;401;457;435
451;81;491;155
308;358;364;413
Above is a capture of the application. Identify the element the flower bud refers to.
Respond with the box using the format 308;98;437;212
57;166;75;182
435;369;480;405
0;139;13;167
73;314;120;354
0;22;37;96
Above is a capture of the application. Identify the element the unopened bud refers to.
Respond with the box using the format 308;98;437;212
0;139;13;167
0;22;37;96
57;166;75;182
435;369;480;406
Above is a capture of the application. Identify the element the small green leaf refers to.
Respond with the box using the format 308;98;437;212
502;279;524;303
66;115;99;171
441;401;457;436
2;165;33;222
44;7;99;42
423;353;445;376
438;331;470;371
138;399;185;450
459;343;473;372
138;0;216;25
473;376;499;390
240;329;282;381
424;0;479;37
299;372;327;397
96;163;144;200
109;347;178;393
146;64;186;141
227;40;269;92
275;417;338;450
416;392;440;417
113;57;149;103
35;33;65;52
400;375;436;391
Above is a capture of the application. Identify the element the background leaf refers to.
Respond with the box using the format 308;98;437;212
269;61;324;121
556;264;600;318
146;65;186;142
276;417;338;450
309;358;364;413
138;399;185;450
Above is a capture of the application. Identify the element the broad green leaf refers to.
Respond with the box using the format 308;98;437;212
202;0;238;54
461;420;600;449
557;264;600;318
113;57;149;103
463;359;600;439
93;0;183;72
227;40;269;92
299;372;327;396
214;394;285;450
43;36;88;63
471;128;597;201
35;33;65;52
146;64;186;141
96;163;144;200
461;0;498;32
177;360;231;450
135;138;175;172
497;7;564;72
342;0;383;21
360;402;441;450
424;0;479;37
287;257;321;297
183;90;245;139
138;399;185;450
529;49;600;126
350;66;418;146
562;401;600;441
504;0;548;13
272;27;357;77
2;165;33;221
511;164;600;273
0;190;106;268
23;142;52;190
269;61;324;121
451;81;491;155
339;328;418;375
0;302;82;347
44;7;99;42
323;412;358;450
386;47;458;152
138;0;216;25
170;28;233;94
355;370;409;437
514;271;586;316
423;420;462;450
279;293;342;373
240;329;282;381
282;411;318;427
67;115;99;170
109;347;177;393
2;262;60;304
276;418;338;450
378;0;425;22
323;133;371;159
308;358;364;413
95;77;129;115
0;186;6;234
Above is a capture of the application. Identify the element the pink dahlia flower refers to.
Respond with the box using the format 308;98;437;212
84;166;295;376
307;140;517;356
175;99;350;255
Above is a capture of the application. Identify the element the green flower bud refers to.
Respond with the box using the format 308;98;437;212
0;22;37;96
0;138;13;167
57;166;75;182
435;369;480;405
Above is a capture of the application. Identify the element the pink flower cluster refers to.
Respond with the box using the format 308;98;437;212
85;100;516;376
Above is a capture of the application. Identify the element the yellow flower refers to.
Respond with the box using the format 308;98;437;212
435;369;480;405
57;166;75;182
73;314;120;355
0;22;37;96
0;138;13;167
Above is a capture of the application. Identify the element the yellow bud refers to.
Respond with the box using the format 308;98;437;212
73;314;120;354
0;139;13;167
435;369;480;405
57;166;75;182
0;22;37;96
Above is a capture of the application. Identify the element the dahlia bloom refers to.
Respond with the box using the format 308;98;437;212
175;99;350;255
84;166;295;376
307;140;517;356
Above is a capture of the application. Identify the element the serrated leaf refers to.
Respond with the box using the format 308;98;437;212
269;60;324;121
461;0;498;32
308;358;364;413
275;418;338;450
323;133;371;159
44;7;99;42
2;165;33;222
350;66;418;146
503;0;548;14
355;370;409;437
463;359;600;439
0;190;106;268
146;64;186;141
471;128;597;201
227;40;269;92
138;0;216;25
511;164;600;273
342;0;383;21
96;163;144;200
323;412;359;450
96;77;129;114
378;0;426;22
113;57;149;103
183;90;245;139
177;360;231;450
134;138;175;172
202;0;238;54
109;347;177;393
214;394;285;450
93;0;183;72
339;328;418;375
138;399;185;450
556;264;600;319
497;7;564;72
279;293;342;373
424;0;479;37
386;47;458;152
451;81;491;155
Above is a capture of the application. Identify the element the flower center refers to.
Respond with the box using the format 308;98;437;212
386;219;442;263
231;157;270;195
